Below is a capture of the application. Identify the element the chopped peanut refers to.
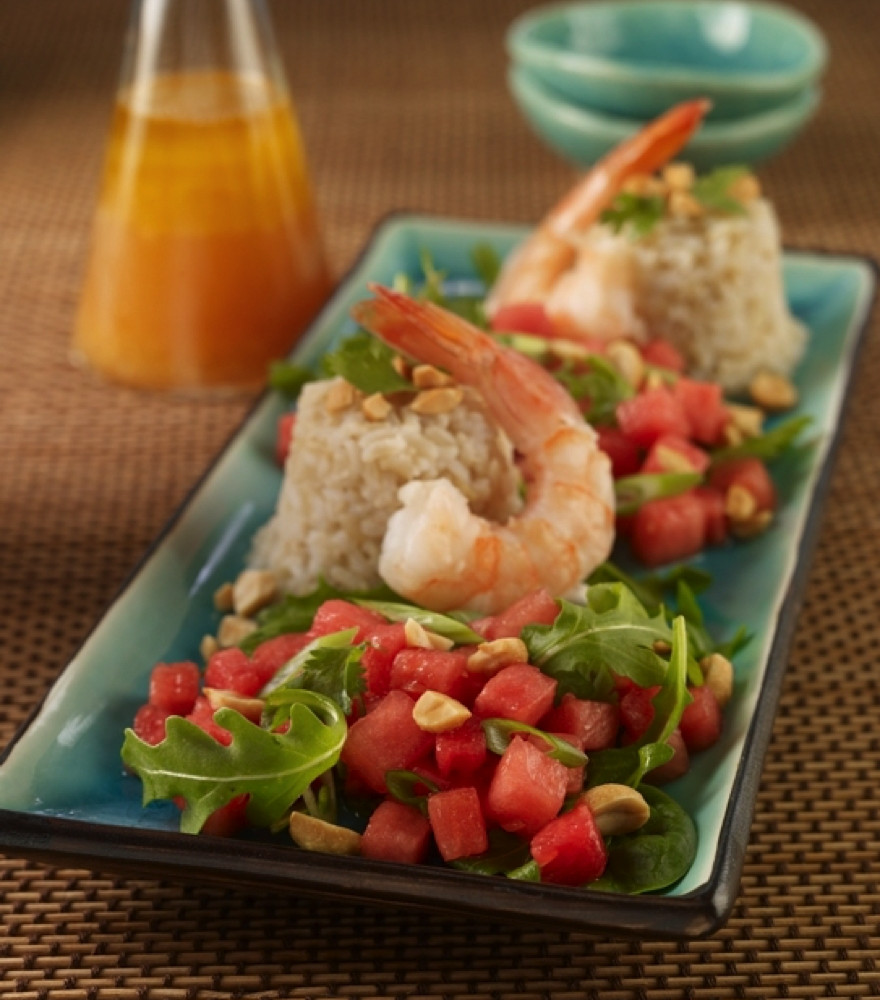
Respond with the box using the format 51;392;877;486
199;634;220;663
729;172;761;202
726;402;765;439
217;614;257;648
729;509;773;540
700;653;734;708
391;354;411;379
748;370;798;411
720;422;745;448
653;444;698;474
325;379;357;413
724;484;758;522
288;812;362;856
662;162;696;192
412;364;455;389
466;637;529;675
361;392;393;422
582;784;651;837
213;582;234;613
621;173;666;198
605;339;645;389
410;386;464;415
403;617;454;651
652;639;672;656
232;569;278;618
412;691;472;733
203;687;265;723
668;189;703;219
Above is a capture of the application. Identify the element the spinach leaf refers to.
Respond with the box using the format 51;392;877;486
590;785;698;894
121;690;347;834
586;742;675;789
451;829;532;876
522;585;672;700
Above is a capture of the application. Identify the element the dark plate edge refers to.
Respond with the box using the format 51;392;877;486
1;215;876;939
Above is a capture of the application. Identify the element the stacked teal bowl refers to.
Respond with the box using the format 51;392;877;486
506;0;827;169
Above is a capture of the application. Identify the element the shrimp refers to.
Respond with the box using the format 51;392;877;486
485;99;710;342
350;285;615;614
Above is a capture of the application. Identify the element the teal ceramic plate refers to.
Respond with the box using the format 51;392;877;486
0;216;874;937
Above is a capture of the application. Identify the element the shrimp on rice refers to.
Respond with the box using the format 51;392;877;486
350;285;615;614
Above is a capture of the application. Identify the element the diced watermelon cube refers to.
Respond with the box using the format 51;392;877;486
199;794;250;837
204;647;263;697
679;685;723;752
708;456;777;512
486;736;568;837
616;387;691;448
471;588;559;641
693;486;728;546
530;801;608;885
489;302;557;338
619;684;660;743
673;377;728;446
630;491;707;567
389;648;469;700
435;717;488;777
132;702;171;745
309;600;387;642
275;412;296;467
646;728;690;784
148;661;200;716
640;338;686;373
340;690;434;794
361;799;432;864
473;663;557;726
597;425;643;479
427;786;489;861
361;623;408;697
540;693;620;751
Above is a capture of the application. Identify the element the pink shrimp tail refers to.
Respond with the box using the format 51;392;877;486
351;285;583;448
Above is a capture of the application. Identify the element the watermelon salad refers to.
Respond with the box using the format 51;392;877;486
124;577;740;893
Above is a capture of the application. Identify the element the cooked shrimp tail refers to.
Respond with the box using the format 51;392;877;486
351;286;615;613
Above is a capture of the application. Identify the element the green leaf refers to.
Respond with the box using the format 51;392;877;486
588;562;713;615
692;165;749;216
471;243;502;289
385;769;438;814
121;690;347;834
320;330;413;395
522;585;672;700
263;634;365;718
267;360;315;399
600;193;666;238
481;719;588;768
354;599;484;645
586;742;675;789
710;415;813;465
637;616;691;750
451;829;531;876
614;472;703;516
590;785;698;894
553;354;635;426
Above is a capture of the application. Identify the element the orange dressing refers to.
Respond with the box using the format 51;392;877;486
74;71;331;390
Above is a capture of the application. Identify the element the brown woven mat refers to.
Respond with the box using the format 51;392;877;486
2;0;880;995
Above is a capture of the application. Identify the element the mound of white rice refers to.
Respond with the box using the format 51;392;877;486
593;198;806;392
249;378;522;595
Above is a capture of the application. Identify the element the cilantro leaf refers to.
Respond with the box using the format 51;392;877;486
522;584;673;700
553;354;635;425
692;165;749;216
263;636;365;719
121;690;347;834
600;193;665;238
320;330;412;395
268;360;316;400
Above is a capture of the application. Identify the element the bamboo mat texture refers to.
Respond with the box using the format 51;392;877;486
1;0;880;996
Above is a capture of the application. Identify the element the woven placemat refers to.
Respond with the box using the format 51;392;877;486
2;1;879;996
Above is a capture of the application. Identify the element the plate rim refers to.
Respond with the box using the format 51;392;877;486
1;212;876;938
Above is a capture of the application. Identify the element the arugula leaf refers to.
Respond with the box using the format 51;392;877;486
481;719;587;768
692;165;749;216
586;742;675;789
268;360;316;399
553;354;635;425
320;330;413;395
522;585;672;700
591;785;697;894
588;562;712;615
614;472;703;516
638;616;691;749
263;636;365;719
451;829;531;876
710;414;813;465
121;690;347;834
354;599;484;645
600;193;666;238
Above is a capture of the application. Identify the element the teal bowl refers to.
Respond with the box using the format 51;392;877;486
509;63;821;171
507;0;827;121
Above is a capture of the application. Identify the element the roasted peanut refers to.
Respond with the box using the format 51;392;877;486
466;637;529;675
288;812;362;856
217;614;257;648
662;162;695;192
203;687;265;723
361;392;393;422
582;784;651;836
726;402;765;439
412;364;455;389
404;617;454;651
325;379;357;413
700;653;734;707
213;582;234;613
412;691;472;733
199;634;220;663
748;370;798;411
410;386;464;415
724;484;758;522
605;339;645;389
232;569;278;618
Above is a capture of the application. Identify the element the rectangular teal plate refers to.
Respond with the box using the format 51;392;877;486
0;215;875;937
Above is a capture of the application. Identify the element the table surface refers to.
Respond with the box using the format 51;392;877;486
2;1;879;996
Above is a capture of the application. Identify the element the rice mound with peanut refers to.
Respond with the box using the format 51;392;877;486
595;169;807;392
249;377;522;594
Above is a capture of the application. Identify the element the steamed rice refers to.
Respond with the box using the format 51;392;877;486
249;378;522;595
594;198;806;392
